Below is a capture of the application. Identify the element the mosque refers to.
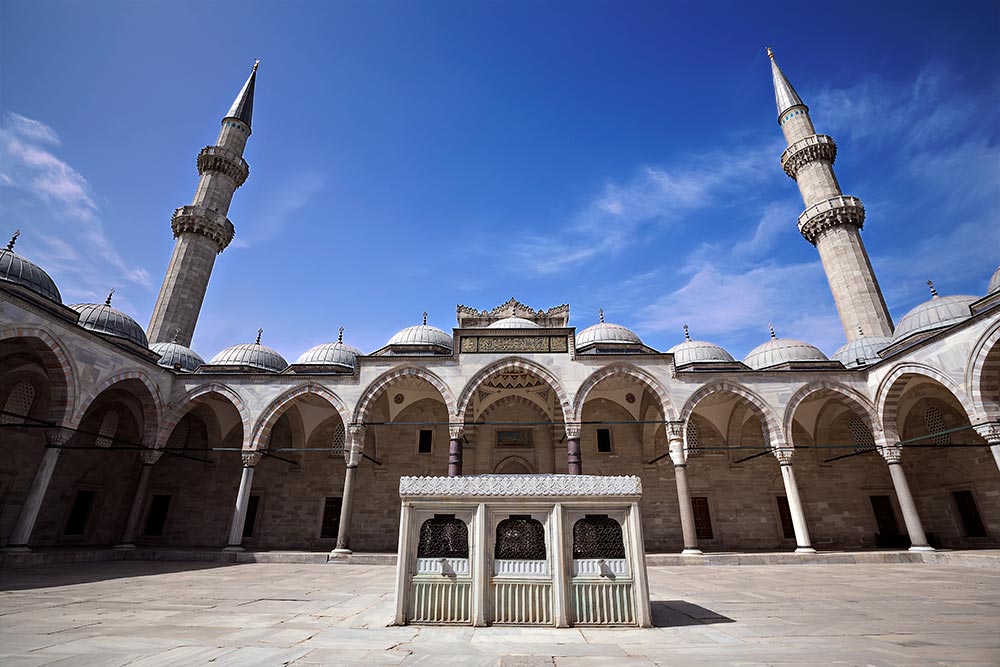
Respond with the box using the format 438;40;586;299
1;52;998;557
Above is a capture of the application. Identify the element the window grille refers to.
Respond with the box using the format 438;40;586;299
165;420;189;450
0;381;36;425
95;410;119;448
686;421;701;457
849;416;876;453
331;423;345;455
924;406;950;445
417;514;469;558
572;515;625;559
495;516;546;560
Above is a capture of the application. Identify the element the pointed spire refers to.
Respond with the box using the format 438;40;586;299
226;60;258;128
599;308;605;323
105;288;115;306
927;280;939;298
683;324;691;341
255;328;263;345
769;322;777;339
6;230;20;251
338;326;344;343
422;311;428;326
767;47;806;119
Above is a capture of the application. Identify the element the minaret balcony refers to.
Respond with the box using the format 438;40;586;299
780;134;837;179
197;146;250;188
797;195;865;244
170;205;236;253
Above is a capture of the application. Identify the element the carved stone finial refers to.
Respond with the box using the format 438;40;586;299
252;59;260;73
927;280;938;298
683;324;691;341
766;47;774;59
105;288;115;306
769;322;777;339
599;309;605;323
255;328;263;345
6;230;20;251
422;311;428;326
338;326;344;343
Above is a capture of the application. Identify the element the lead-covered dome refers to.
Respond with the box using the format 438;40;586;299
70;290;148;348
150;341;205;372
295;328;361;370
0;231;61;303
576;320;642;347
488;316;540;329
892;283;976;342
743;327;828;370
833;335;891;369
667;326;735;365
386;314;452;351
988;266;1000;295
209;330;288;372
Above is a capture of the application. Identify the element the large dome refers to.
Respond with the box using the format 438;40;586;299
0;232;61;303
892;291;977;342
667;327;734;366
387;314;452;350
833;336;892;369
295;329;361;370
150;341;205;372
70;292;148;348
744;329;828;370
488;316;540;329
576;321;643;347
988;266;1000;295
209;332;288;372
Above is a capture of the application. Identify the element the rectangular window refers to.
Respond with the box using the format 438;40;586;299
596;428;612;453
775;496;795;539
321;497;343;539
418;429;433;454
691;496;713;540
143;495;172;537
242;495;260;538
952;490;987;538
64;489;96;536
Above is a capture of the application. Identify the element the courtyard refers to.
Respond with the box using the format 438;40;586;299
1;561;998;666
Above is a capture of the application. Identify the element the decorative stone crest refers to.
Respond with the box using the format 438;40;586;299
399;474;642;497
242;451;263;467
797;195;865;245
170;205;236;254
780;134;837;179
197;145;250;187
456;298;569;328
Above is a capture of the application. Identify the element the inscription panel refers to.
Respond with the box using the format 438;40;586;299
461;336;569;353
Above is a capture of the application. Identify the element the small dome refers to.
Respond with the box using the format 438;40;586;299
150;341;205;372
833;336;892;369
668;339;735;365
892;292;977;342
576;322;642;347
0;233;61;302
488;316;540;329
295;328;361;370
744;331;828;370
70;293;148;348
209;340;288;372
988;266;1000;295
387;314;453;350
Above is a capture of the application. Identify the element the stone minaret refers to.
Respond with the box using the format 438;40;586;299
147;61;258;346
769;49;893;341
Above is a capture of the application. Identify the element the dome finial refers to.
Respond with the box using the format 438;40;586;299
6;230;20;251
252;59;259;73
422;311;428;326
927;280;938;298
338;326;344;343
766;47;774;59
683;323;691;341
105;288;115;306
599;308;605;323
255;328;263;345
769;322;777;339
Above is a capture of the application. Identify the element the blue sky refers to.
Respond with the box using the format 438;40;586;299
2;1;998;361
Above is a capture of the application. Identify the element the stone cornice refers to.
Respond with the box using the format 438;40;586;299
197;146;250;188
399;474;641;497
780;134;837;179
797;195;865;245
171;205;236;253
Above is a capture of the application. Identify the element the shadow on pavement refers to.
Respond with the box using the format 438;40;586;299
651;599;735;627
0;560;241;591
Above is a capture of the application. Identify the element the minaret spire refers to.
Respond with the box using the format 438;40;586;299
147;62;258;346
768;49;893;342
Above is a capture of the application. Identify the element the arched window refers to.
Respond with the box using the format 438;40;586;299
573;515;626;559
0;381;36;425
686;421;701;457
849;416;876;453
95;410;119;448
165;420;190;450
331;423;345;455
417;514;469;559
495;516;546;560
924;406;950;445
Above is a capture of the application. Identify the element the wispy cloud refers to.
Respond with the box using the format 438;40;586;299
0;112;151;306
231;173;325;249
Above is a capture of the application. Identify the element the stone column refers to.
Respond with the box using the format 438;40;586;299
774;448;815;554
667;422;701;555
566;423;582;475
471;502;489;627
626;501;653;628
973;423;1000;473
3;429;69;552
881;445;933;551
114;449;163;550
392;500;413;626
333;425;365;555
448;425;464;477
550;502;569;627
223;451;261;551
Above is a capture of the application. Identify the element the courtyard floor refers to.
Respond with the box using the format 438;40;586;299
1;561;998;666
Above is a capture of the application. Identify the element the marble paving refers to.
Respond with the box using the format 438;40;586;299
1;561;998;666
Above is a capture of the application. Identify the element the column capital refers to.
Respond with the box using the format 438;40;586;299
665;421;684;442
348;424;366;440
773;447;794;466
140;449;163;466
44;429;71;447
564;422;581;440
449;424;465;440
241;450;263;467
973;422;1000;444
879;444;904;465
668;438;686;467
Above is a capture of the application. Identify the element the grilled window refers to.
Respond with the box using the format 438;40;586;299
0;381;35;424
572;515;625;559
495;516;546;560
95;410;119;448
417;514;469;558
849;416;876;453
165;420;189;450
686;421;701;457
924;406;951;445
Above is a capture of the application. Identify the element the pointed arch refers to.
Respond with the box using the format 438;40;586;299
251;383;351;451
680;380;785;449
572;363;676;422
876;363;978;441
158;382;252;449
782;381;878;443
456;357;571;421
69;368;162;444
354;366;456;424
0;325;78;424
967;319;1000;421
